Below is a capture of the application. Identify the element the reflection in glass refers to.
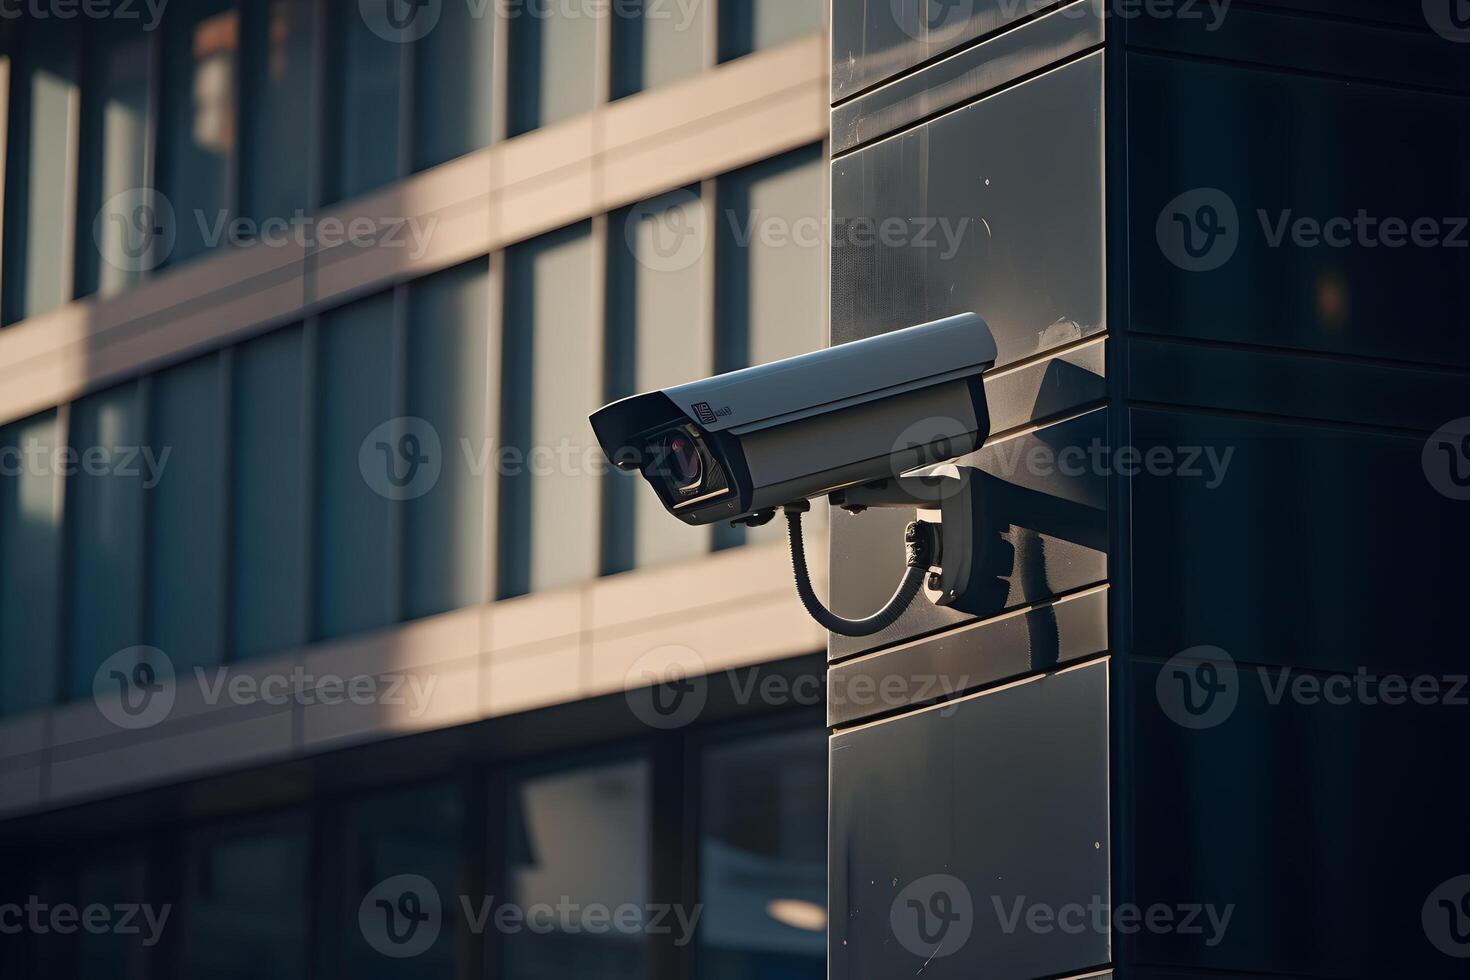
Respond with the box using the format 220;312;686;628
714;146;827;548
503;757;650;980
507;3;599;135
340;783;463;978
242;0;316;221
0;411;63;715
76;859;152;980
330;0;403;200
183;824;310;980
162;0;239;263
612;0;707;99
65;383;146;698
3;23;78;322
604;189;710;573
698;728;827;979
414;0;494;170
147;354;227;673
230;325;309;659
718;0;824;62
405;261;489;619
75;19;150;298
500;224;600;597
316;293;396;638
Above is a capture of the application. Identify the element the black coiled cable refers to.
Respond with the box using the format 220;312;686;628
784;507;930;637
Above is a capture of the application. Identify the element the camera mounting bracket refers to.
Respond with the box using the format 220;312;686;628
828;464;978;607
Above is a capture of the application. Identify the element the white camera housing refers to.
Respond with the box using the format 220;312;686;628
590;312;997;527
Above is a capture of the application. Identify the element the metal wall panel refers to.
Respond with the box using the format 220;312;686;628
831;0;1066;102
831;52;1105;362
830;660;1111;980
1129;409;1467;680
831;0;1103;155
826;585;1108;726
1132;658;1470;977
1129;54;1470;366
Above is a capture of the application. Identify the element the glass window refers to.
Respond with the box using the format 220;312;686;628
337;783;463;976
714;146;826;548
698;728;827;979
230;325;309;659
611;0;707;100
328;0;404;202
2;21;78;324
502;757;650;980
604;189;710;574
0;858;33;974
241;0;316;222
506;1;600;136
404;261;489;620
0;411;63;715
718;0;824;61
24;856;152;980
316;292;396;639
183;821;310;980
74;19;153;298
499;223;600;598
75;858;153;980
413;0;494;171
65;381;146;698
147;353;227;672
160;0;241;264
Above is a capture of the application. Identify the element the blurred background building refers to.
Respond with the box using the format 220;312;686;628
0;1;832;976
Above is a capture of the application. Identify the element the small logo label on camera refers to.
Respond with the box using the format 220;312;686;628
691;402;730;425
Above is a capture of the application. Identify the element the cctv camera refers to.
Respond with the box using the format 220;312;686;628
590;312;996;526
590;313;998;638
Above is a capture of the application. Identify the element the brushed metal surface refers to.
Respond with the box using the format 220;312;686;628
830;659;1111;980
827;585;1108;726
832;0;1103;155
831;53;1105;366
832;0;1068;102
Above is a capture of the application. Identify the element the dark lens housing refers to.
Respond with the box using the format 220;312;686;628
644;426;731;510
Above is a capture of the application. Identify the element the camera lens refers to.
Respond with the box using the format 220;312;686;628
665;432;703;490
